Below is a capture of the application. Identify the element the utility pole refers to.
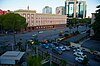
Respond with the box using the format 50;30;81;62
50;53;52;66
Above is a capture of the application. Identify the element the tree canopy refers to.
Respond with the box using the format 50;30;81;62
92;5;100;40
0;13;27;31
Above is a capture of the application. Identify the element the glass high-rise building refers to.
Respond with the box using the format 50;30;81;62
56;6;65;15
42;6;52;14
65;0;86;18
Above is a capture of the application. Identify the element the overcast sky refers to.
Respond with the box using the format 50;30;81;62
0;0;100;17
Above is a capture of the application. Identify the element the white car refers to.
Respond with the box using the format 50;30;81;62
75;57;84;63
73;49;82;52
74;51;83;57
39;31;43;33
32;34;37;36
57;46;70;51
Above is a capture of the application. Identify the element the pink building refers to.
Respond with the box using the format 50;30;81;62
14;9;67;31
0;9;11;15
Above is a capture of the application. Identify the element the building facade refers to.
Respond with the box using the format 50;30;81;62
0;9;11;15
90;13;95;36
14;9;67;31
65;0;86;18
42;6;52;14
56;6;65;15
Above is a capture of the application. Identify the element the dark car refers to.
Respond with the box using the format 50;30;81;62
93;55;100;62
48;43;55;48
53;42;59;46
52;48;62;55
42;44;49;49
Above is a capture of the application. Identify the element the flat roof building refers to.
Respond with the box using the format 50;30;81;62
0;51;25;65
14;9;67;32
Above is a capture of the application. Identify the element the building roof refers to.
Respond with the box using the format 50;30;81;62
14;9;36;13
0;51;25;60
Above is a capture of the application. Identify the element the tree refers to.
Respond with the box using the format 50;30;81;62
16;42;22;51
82;57;89;65
69;25;72;34
64;34;69;37
92;5;100;40
0;13;27;50
27;55;42;66
71;18;77;26
0;15;4;34
60;59;68;66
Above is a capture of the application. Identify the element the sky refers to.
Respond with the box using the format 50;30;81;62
0;0;100;17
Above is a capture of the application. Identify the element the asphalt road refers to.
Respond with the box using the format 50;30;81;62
39;44;100;66
0;26;88;46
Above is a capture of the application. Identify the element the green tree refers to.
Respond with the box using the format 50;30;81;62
0;15;4;34
69;25;72;34
60;59;67;66
82;57;89;65
64;34;69;37
0;13;27;50
16;42;22;51
27;55;42;66
92;5;100;40
71;18;77;26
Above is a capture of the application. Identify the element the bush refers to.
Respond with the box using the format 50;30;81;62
66;41;71;46
82;57;89;65
64;34;69;37
75;31;80;34
59;33;63;36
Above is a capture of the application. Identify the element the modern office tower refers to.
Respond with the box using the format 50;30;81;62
56;6;65;15
42;6;52;14
65;0;86;18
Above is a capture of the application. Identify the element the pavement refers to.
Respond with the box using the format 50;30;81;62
81;39;100;52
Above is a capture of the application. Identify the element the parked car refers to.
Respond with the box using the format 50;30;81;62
75;57;84;63
32;34;37;37
58;46;70;51
39;31;43;33
93;55;100;62
73;49;83;57
53;42;59;46
52;48;62;55
73;49;82;52
48;43;55;48
42;44;49;49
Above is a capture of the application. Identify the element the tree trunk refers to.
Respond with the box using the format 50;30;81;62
12;31;16;51
70;29;71;34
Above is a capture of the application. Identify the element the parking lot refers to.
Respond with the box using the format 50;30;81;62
38;41;100;66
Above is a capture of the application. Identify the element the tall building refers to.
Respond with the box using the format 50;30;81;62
90;13;95;36
14;9;66;31
56;6;65;15
65;0;86;18
42;6;52;14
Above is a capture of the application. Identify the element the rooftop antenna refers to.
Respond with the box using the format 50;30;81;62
27;5;29;10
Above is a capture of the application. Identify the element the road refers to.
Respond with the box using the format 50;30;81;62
38;41;100;66
0;26;88;46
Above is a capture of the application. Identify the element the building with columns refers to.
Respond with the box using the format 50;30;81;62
65;0;86;18
14;9;67;31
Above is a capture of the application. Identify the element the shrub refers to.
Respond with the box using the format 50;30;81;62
66;41;71;46
82;57;89;65
64;34;69;37
75;31;80;34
